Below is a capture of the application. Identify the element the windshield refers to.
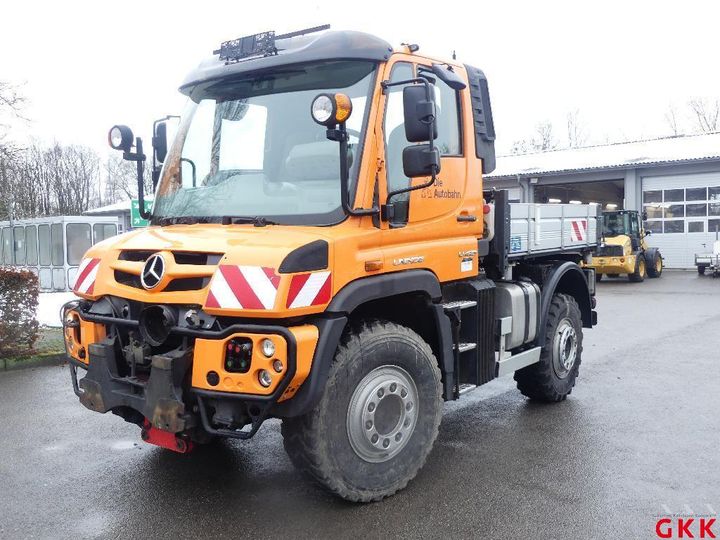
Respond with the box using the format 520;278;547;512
153;61;376;225
603;212;632;236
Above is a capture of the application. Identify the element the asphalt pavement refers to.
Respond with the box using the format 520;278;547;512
1;270;719;540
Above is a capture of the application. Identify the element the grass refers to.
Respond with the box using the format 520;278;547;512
1;327;66;370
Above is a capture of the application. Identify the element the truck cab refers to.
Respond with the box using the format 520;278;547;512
63;27;597;502
588;210;663;282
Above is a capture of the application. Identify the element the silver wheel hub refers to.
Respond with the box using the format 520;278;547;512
347;366;418;463
553;319;577;379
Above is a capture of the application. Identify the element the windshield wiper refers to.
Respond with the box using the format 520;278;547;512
220;216;278;227
156;216;215;226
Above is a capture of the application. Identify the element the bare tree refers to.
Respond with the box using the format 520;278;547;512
103;154;153;205
566;109;588;148
0;81;27;162
510;120;557;155
664;104;682;136
535;120;557;151
509;139;533;155
688;98;720;133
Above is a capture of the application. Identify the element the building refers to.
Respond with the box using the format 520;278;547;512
0;215;120;291
83;198;153;232
485;133;720;268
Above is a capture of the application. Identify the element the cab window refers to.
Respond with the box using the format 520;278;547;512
383;62;415;225
418;67;462;156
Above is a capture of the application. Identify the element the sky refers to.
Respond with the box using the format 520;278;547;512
2;0;720;158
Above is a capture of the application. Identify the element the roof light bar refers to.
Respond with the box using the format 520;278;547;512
214;24;331;64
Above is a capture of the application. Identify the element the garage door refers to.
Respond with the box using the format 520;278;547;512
642;172;720;268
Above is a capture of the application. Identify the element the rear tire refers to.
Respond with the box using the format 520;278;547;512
698;265;707;276
607;273;619;278
647;251;663;278
596;273;603;282
281;320;442;502
515;293;582;402
629;254;647;282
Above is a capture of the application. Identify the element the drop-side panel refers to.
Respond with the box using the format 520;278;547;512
507;203;599;258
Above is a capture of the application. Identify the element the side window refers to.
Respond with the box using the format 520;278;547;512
38;225;51;266
26;226;38;266
51;223;64;266
419;68;462;156
14;226;26;265
384;62;415;224
93;223;117;244
1;227;10;264
66;224;92;266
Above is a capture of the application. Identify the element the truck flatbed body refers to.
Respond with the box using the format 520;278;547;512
507;203;600;259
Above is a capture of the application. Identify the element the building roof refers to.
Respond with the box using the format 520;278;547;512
487;132;720;179
83;199;152;216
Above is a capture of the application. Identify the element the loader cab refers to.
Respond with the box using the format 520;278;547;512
602;210;647;250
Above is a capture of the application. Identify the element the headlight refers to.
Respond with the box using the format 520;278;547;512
311;93;353;126
311;94;334;125
108;124;134;152
258;369;272;388
261;338;275;358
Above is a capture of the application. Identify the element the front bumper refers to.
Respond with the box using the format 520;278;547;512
65;303;315;440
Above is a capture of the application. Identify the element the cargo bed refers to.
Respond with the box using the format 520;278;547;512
507;203;600;259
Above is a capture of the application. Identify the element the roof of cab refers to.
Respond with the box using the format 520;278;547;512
179;30;393;95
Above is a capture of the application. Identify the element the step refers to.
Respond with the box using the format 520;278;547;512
442;300;478;311
455;342;477;353
458;383;477;395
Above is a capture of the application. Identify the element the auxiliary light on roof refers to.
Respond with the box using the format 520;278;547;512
214;24;331;64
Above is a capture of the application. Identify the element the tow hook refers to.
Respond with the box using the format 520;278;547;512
141;419;194;454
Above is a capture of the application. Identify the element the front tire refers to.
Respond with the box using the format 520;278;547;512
647;251;663;278
629;254;647;282
698;265;707;276
515;293;582;402
281;320;442;502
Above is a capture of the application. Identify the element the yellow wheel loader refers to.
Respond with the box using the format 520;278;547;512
588;210;662;282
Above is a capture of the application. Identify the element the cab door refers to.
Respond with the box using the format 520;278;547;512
377;57;482;283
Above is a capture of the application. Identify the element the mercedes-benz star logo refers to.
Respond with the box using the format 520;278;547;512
140;253;166;290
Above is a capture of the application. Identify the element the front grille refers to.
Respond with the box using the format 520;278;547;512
596;245;623;257
164;277;211;291
115;250;221;292
119;250;223;265
115;270;142;288
114;270;211;292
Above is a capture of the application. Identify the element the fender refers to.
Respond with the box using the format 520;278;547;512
326;269;442;313
536;262;595;346
274;270;448;416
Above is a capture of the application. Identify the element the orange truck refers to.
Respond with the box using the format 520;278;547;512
63;26;599;502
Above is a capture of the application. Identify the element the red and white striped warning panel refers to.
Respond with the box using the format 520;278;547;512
74;258;101;295
206;266;280;310
286;271;332;309
570;220;588;242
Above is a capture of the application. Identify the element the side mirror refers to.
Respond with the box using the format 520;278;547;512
402;85;437;143
403;145;440;178
153;121;168;164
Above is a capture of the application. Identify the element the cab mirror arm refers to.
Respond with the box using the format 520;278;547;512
327;124;379;217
